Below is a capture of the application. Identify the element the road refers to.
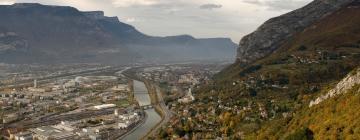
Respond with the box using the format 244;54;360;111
143;85;173;139
2;66;169;140
0;66;122;90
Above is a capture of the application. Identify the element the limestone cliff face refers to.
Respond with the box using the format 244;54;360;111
82;11;120;24
237;0;354;63
310;68;360;107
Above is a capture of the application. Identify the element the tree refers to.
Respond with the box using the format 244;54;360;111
285;127;314;140
0;106;3;120
298;45;307;51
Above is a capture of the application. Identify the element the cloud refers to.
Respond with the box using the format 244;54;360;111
166;7;181;14
242;0;310;11
112;0;160;7
124;17;147;23
0;0;15;5
125;17;136;22
2;0;312;43
199;3;222;10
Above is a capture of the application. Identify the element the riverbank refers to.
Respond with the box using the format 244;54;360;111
141;81;173;139
116;110;148;139
121;68;168;140
121;80;161;140
141;81;165;140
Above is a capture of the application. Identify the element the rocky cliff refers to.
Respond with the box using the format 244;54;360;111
310;68;360;107
83;11;121;24
237;0;354;64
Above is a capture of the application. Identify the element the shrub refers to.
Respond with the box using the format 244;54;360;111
285;127;314;140
298;45;307;51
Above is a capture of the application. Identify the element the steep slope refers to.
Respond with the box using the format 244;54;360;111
237;0;354;64
310;68;360;107
84;11;237;62
82;11;148;43
0;3;237;64
189;1;360;139
257;69;360;140
0;3;128;63
219;0;360;82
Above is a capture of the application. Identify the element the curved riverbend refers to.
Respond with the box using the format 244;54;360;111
123;80;161;140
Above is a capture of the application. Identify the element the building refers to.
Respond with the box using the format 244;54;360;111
111;84;129;91
178;74;200;85
3;113;19;123
178;88;195;103
89;134;102;140
93;104;116;110
27;87;46;93
114;109;119;116
63;80;79;89
52;121;76;132
31;126;77;140
118;112;139;121
118;121;131;129
14;132;33;140
34;79;37;88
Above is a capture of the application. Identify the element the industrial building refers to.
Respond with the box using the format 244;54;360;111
93;104;116;110
30;126;77;140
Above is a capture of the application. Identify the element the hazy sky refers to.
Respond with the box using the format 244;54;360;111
0;0;312;43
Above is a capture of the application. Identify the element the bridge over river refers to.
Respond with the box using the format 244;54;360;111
122;80;161;140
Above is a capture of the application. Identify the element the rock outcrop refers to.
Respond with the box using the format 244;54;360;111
237;0;355;64
310;68;360;107
82;11;120;24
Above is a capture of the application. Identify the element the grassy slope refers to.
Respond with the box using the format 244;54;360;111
201;2;360;139
257;85;360;140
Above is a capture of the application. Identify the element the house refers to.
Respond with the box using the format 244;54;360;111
14;132;33;140
178;88;195;103
118;112;139;120
3;113;19;123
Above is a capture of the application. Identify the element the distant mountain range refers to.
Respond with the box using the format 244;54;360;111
0;3;237;64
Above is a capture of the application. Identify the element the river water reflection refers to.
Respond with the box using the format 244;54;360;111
123;80;161;140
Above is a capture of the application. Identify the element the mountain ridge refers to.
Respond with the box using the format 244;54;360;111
0;3;237;64
188;1;360;139
237;0;355;64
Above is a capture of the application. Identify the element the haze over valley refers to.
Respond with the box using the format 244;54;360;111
0;3;237;64
1;0;360;140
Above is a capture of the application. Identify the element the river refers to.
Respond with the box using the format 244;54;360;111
123;80;162;140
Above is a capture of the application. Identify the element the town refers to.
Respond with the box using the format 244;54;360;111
0;62;228;140
0;64;145;140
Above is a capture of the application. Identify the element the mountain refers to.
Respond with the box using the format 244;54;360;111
180;0;360;139
0;3;237;64
237;0;354;64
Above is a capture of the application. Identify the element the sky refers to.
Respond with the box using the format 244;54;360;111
0;0;312;43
